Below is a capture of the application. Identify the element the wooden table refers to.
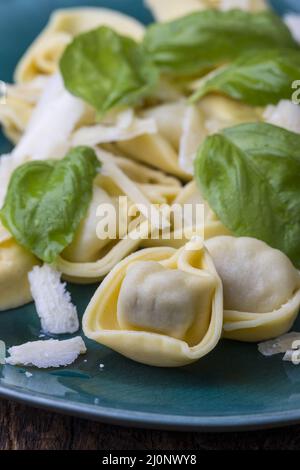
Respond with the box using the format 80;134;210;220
0;398;299;450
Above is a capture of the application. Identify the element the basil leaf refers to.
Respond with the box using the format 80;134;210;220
60;26;159;115
191;49;300;106
195;122;300;267
143;10;298;76
0;146;100;263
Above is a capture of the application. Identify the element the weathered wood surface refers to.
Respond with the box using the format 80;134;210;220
0;398;300;450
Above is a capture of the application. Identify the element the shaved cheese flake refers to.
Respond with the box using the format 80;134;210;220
258;332;300;357
71;109;157;147
284;14;300;44
263;100;300;134
0;340;5;365
97;149;170;231
179;105;207;174
5;337;86;368
28;264;79;334
0;153;27;207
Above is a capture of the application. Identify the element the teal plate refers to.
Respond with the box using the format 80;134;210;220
1;0;300;432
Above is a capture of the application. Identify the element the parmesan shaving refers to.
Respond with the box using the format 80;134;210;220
71;109;157;147
28;264;79;334
5;337;86;368
96;149;170;231
284;14;300;44
263;100;300;134
0;340;5;365
258;332;300;357
0;73;84;206
219;0;251;10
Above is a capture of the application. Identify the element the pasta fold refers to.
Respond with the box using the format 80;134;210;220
206;236;300;341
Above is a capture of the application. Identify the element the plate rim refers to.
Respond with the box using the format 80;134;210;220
1;0;300;433
1;384;300;431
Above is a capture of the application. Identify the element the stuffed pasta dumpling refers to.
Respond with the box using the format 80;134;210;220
83;238;223;366
0;226;40;310
206;236;300;341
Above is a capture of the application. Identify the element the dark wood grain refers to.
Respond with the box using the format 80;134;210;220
1;398;300;450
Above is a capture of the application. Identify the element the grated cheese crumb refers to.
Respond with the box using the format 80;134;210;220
28;264;79;334
5;337;86;368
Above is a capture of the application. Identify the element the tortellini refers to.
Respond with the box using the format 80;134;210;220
206;236;300;341
83;239;223;366
145;0;267;22
0;230;40;311
15;8;146;83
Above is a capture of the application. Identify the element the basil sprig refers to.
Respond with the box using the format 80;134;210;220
0;147;100;263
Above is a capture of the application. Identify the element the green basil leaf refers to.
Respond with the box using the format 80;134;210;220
0;146;100;263
60;26;159;115
191;49;300;106
194;122;300;267
143;10;298;76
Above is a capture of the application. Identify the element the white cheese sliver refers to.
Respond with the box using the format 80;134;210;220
263;100;300;134
28;264;79;334
219;0;251;11
284;14;300;44
0;73;84;206
0;153;25;207
258;332;300;357
72;109;157;147
5;337;86;368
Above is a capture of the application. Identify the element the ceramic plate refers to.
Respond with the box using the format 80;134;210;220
0;0;300;431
